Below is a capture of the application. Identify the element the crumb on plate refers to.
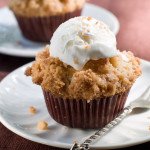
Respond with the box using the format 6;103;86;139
37;121;48;130
28;106;37;114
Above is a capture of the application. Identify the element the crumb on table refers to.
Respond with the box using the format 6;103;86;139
28;106;37;114
37;121;48;130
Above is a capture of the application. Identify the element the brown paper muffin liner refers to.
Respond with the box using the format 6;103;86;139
14;9;82;42
43;89;130;129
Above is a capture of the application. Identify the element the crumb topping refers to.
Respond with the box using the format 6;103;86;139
25;47;141;100
9;0;85;17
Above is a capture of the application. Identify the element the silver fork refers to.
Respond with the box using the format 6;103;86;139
71;86;150;150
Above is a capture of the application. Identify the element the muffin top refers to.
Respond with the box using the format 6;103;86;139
25;17;141;100
9;0;85;17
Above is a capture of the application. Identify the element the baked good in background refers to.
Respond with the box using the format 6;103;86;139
9;0;85;42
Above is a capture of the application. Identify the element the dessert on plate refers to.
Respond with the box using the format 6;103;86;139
25;16;141;129
9;0;85;42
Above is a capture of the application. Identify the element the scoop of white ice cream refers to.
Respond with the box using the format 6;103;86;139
50;16;118;70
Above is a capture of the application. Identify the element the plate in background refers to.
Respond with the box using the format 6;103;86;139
0;3;120;58
0;59;150;149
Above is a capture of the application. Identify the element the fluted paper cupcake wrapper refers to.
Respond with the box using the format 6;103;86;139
43;90;130;129
14;9;82;42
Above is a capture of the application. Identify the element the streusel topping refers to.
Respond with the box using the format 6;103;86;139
25;47;141;100
9;0;85;17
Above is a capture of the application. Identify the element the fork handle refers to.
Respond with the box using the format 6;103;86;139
71;106;132;150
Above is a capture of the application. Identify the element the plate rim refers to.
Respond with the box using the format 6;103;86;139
0;59;150;149
0;3;120;58
85;3;120;35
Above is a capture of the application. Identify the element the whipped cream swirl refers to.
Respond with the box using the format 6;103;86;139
50;16;118;70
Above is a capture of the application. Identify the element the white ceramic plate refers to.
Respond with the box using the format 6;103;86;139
0;59;150;149
0;3;120;58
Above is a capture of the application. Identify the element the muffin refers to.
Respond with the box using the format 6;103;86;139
9;0;85;42
25;17;141;129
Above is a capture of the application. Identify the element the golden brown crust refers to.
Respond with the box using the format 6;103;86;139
25;47;141;100
9;0;85;17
